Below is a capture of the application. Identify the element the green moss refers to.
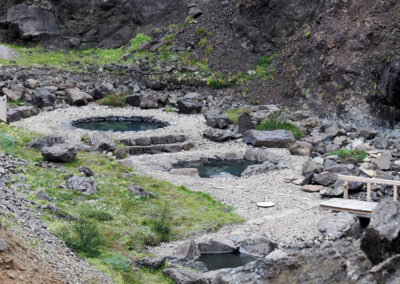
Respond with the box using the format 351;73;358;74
130;34;153;50
255;118;304;139
223;108;250;124
328;149;367;162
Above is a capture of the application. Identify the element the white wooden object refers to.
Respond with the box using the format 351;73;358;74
0;96;6;123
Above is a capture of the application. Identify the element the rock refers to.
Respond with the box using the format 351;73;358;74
41;144;77;163
324;164;349;174
325;144;340;153
35;189;52;201
128;183;153;198
136;256;166;269
176;240;201;260
361;200;400;264
289;141;313;156
318;212;362;240
89;132;115;151
197;239;238;254
0;239;7;251
177;99;202;114
244;149;280;164
238;112;253;134
7;106;38;123
66;88;92;106
320;186;342;197
162;266;206;284
374;152;392;170
67;176;97;195
31;88;56;108
241;161;276;176
302;185;323;192
188;6;203;18
126;94;141;107
92;83;114;100
204;111;229;129
7;4;60;39
2;87;22;101
356;127;378;140
79;166;94;177
0;46;19;59
140;91;168;109
203;128;237;142
302;160;323;176
325;124;345;138
169;168;199;177
28;135;64;150
374;137;388;149
243;130;295;148
312;171;338;186
361;168;376;178
237;236;277;257
25;78;39;89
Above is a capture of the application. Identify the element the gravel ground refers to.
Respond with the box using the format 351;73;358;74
15;105;330;257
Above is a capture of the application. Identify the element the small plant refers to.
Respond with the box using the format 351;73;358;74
99;253;130;273
0;133;16;149
255;118;304;139
113;143;128;159
198;37;207;46
197;27;206;36
205;45;214;57
328;149;367;162
223;108;250;124
149;204;172;242
58;217;103;257
305;31;311;38
98;93;127;107
165;106;173;113
130;33;153;50
80;134;90;144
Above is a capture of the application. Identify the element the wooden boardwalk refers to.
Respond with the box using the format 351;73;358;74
320;198;377;218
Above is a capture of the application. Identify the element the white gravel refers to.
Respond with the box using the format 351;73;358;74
15;105;330;256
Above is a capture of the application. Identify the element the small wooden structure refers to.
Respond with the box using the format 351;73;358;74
320;175;399;217
0;96;6;123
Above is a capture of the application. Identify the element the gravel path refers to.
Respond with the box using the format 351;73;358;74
15;105;330;257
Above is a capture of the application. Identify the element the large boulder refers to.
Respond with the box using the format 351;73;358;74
136;256;166;269
203;128;237;142
7;106;38;123
7;4;60;39
31;88;56;108
289;141;313;156
318;212;363;240
302;160;323;176
237;112;253;134
361;200;400;264
66;88;92;106
312;171;338;186
197;239;238;254
92;83;114;100
241;161;276;176
2;88;22;102
243;130;295;148
356;127;378;140
176;240;201;260
29;135;64;150
177;99;202;114
162;266;206;284
139;91;168;109
244;148;280;164
67;176;97;195
126;94;141;107
237;236;277;257
0;46;19;59
89;132;115;151
41;144;77;163
204;111;229;129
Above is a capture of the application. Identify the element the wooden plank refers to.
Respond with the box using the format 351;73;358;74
338;175;400;186
320;198;377;217
343;180;349;199
0;96;6;123
394;185;398;201
367;182;371;202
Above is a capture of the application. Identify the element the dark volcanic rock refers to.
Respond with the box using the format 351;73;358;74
126;94;141;107
89;132;115;151
312;171;338;186
204;111;229;129
41;144;77;163
7;106;38;123
177;99;202;114
238;112;253;134
318;212;362;240
237;236;277;257
29;135;64;150
136;256;166;270
67;176;97;195
243;130;295;148
31;88;56;108
361;200;400;264
203;128;237;142
7;4;60;39
244;148;280;164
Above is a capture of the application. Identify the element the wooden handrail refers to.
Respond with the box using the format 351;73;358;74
338;174;399;202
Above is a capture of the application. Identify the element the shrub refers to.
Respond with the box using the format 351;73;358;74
0;133;16;149
81;208;113;221
99;253;130;273
255;118;304;139
98;93;127;107
328;149;367;162
149;204;172;242
58;218;103;256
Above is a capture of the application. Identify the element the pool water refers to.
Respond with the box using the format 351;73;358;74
74;121;166;132
174;159;261;178
197;253;258;270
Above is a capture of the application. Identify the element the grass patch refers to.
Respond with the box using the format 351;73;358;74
328;149;367;162
0;124;243;283
223;108;250;124
98;93;127;107
255;118;304;139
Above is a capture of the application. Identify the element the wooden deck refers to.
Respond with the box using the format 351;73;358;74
320;198;378;218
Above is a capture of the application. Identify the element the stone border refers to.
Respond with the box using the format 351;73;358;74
71;115;170;131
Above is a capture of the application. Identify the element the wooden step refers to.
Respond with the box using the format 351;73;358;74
320;198;377;218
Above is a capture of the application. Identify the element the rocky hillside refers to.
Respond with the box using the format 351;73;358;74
1;0;400;122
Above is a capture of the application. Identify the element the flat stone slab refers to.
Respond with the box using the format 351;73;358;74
302;185;323;192
320;198;377;218
256;202;276;208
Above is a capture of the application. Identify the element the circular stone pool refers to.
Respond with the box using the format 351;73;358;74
72;116;169;132
174;159;262;178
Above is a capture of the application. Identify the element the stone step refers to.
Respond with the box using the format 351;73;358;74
127;141;195;155
119;134;188;146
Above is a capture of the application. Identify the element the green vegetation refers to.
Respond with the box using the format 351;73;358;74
328;149;367;162
0;124;242;283
223;108;250;124
98;93;127;107
255;118;304;139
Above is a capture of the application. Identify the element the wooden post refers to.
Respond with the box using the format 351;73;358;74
343;179;349;199
394;185;398;201
367;182;371;202
0;96;6;123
